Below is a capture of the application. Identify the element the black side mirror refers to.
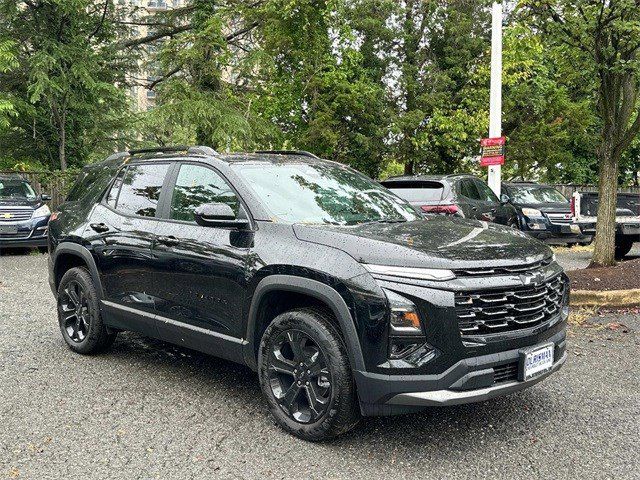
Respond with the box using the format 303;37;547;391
41;194;52;201
194;203;249;229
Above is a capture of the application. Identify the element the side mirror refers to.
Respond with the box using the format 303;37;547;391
500;194;509;204
194;203;249;229
41;194;52;201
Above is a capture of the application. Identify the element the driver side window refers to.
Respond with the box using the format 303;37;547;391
170;164;240;222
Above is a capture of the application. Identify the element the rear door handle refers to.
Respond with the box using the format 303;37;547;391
90;223;109;233
157;235;180;247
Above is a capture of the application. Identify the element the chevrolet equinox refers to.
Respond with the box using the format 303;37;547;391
48;146;569;441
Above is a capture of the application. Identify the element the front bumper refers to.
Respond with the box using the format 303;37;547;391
355;328;567;415
0;216;49;249
389;351;566;407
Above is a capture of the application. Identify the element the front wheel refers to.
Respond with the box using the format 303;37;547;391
258;308;360;441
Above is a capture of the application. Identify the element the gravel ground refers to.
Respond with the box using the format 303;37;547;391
554;244;640;271
1;252;639;480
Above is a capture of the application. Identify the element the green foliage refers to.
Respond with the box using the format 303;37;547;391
0;0;135;170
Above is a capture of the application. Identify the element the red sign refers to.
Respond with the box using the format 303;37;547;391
480;136;505;167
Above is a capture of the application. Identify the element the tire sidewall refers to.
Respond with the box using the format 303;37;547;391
57;267;105;354
258;309;357;441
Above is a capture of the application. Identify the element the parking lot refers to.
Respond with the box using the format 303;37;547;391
1;252;639;479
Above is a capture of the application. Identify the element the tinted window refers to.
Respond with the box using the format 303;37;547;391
115;164;170;217
170;164;239;222
66;162;122;204
232;162;418;225
459;179;479;200
382;181;445;202
106;168;126;208
474;180;499;202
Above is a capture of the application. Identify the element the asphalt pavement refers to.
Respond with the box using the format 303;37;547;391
1;252;639;479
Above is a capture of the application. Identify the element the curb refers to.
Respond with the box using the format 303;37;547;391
570;289;640;308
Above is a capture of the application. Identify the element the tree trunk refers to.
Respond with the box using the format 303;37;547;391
590;142;619;267
59;120;67;171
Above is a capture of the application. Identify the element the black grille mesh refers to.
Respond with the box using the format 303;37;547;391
455;275;566;335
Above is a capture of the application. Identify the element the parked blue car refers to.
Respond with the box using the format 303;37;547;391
0;174;51;251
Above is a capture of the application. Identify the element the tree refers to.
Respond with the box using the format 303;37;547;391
0;1;135;170
527;1;640;266
0;40;17;129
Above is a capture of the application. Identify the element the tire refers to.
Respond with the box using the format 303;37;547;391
57;267;116;354
614;239;634;260
258;308;360;441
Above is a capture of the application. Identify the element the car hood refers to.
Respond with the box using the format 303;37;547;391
0;198;41;208
293;216;552;270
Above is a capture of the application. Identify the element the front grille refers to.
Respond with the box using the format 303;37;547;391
546;212;572;225
455;275;566;335
454;257;552;277
0;208;33;222
493;362;518;383
0;231;32;240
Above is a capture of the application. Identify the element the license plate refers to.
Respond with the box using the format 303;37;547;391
570;224;581;234
0;225;18;234
521;343;554;381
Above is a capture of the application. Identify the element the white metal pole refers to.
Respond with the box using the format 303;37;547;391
488;2;502;197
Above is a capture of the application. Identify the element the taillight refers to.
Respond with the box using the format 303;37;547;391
421;204;460;215
49;212;59;222
570;197;575;217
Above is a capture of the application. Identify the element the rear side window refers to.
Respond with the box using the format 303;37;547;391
66;163;120;204
109;163;170;217
474;180;499;202
169;164;240;222
458;179;479;200
382;181;445;202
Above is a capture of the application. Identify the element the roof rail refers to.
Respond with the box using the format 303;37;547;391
255;150;319;159
105;145;219;162
188;146;219;156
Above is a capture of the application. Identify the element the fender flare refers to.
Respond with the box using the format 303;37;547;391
243;275;366;372
52;242;104;299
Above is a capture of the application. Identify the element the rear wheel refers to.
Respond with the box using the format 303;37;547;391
57;267;116;354
258;308;360;441
615;239;634;260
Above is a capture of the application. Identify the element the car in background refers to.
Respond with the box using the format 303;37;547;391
381;174;518;227
0;174;51;251
502;182;591;246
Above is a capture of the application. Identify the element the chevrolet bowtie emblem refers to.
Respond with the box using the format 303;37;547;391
520;272;544;286
2;213;13;219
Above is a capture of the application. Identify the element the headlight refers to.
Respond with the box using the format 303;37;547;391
363;264;455;281
521;207;543;217
32;204;51;218
384;289;423;335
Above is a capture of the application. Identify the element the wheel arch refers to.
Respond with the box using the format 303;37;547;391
52;243;103;299
243;275;365;372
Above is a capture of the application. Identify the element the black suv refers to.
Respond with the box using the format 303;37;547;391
382;174;518;227
502;182;591;246
0;174;51;251
48;147;569;441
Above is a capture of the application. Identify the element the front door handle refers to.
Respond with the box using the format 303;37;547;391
157;235;180;247
90;223;109;233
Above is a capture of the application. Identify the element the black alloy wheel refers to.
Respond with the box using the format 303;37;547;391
59;280;91;343
267;329;332;423
57;267;117;354
258;308;360;441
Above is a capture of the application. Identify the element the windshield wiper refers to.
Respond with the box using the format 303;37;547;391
359;218;408;225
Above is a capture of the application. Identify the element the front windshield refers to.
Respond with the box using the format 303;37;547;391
233;162;420;225
509;186;568;205
0;179;37;200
